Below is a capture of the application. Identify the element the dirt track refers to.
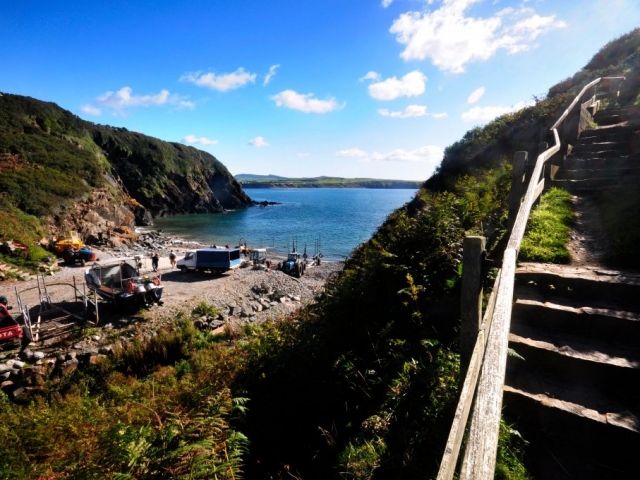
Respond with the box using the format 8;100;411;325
1;249;343;349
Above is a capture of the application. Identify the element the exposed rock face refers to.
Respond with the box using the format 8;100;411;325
91;127;252;221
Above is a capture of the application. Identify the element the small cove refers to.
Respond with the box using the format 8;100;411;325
153;188;418;261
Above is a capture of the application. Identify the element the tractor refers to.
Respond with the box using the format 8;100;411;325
62;245;96;266
279;252;306;278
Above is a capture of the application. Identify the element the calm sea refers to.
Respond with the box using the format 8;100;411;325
153;188;417;261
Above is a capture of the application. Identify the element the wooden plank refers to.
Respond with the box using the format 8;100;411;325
437;269;501;480
437;329;486;480
508;152;528;223
460;236;486;380
460;248;517;479
533;178;545;203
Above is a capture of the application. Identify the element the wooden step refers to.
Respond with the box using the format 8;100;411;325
554;166;640;181
578;130;633;143
512;298;640;347
570;141;631;154
515;264;640;311
503;377;640;478
552;175;640;192
562;155;640;170
505;367;640;434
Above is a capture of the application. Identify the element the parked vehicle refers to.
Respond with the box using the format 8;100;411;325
279;252;306;278
249;248;268;265
62;245;96;266
84;257;163;309
53;230;84;254
177;248;242;274
0;295;23;346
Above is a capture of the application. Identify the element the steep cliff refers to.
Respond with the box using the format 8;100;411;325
0;93;252;245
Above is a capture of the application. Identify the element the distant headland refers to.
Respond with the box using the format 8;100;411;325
235;174;422;189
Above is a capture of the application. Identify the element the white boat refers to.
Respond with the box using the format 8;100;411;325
84;257;164;309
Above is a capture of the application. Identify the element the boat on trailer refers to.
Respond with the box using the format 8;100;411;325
84;257;164;309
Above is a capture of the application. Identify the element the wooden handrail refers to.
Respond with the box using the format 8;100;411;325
436;76;625;480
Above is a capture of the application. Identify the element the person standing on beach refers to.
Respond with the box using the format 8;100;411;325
169;250;177;268
151;251;159;272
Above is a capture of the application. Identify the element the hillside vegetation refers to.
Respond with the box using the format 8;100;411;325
236;174;421;189
0;93;251;261
1;27;640;480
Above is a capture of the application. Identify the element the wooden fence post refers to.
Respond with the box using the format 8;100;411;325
460;236;486;383
508;151;528;225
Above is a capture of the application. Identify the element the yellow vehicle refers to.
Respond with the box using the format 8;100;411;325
53;230;84;254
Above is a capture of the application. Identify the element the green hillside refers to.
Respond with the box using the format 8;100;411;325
0;93;251;263
236;174;422;189
1;27;640;480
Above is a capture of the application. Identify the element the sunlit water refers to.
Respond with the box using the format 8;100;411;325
153;188;417;261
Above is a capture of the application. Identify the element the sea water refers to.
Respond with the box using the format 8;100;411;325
153;188;417;261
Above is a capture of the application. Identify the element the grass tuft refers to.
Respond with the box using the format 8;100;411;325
519;188;573;263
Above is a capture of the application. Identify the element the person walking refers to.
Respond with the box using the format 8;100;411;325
151;251;159;272
169;250;177;268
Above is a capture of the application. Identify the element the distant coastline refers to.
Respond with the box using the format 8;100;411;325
235;174;421;189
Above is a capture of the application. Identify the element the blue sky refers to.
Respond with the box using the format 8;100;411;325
2;0;639;181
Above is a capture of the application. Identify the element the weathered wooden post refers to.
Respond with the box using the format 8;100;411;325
508;151;528;225
460;236;486;384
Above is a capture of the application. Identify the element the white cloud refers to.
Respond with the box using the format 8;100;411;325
248;136;269;147
360;71;381;82
178;100;196;110
180;68;257;91
461;101;529;123
97;87;170;108
80;104;101;116
370;145;444;164
87;86;191;115
271;90;343;113
389;0;567;73
382;0;394;7
183;135;218;146
467;87;485;104
368;70;426;101
378;104;427;118
431;112;448;119
335;148;367;158
264;64;280;86
335;145;443;165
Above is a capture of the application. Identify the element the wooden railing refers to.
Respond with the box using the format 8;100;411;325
436;76;625;480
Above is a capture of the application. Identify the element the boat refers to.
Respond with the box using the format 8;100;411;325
84;257;163;309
